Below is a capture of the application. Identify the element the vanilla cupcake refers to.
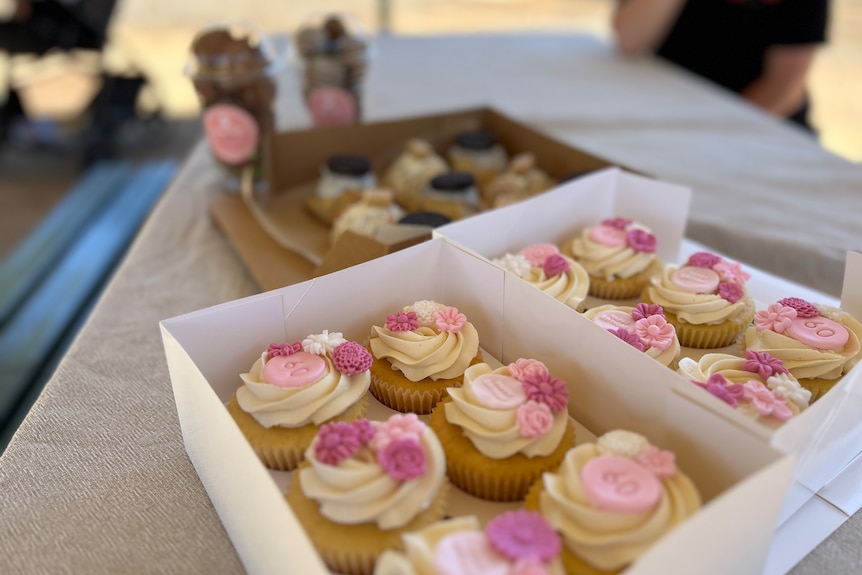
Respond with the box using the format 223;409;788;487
525;430;702;575
287;414;449;575
375;511;565;575
641;251;755;349
562;217;663;300
331;188;406;244
306;154;376;224
679;349;810;427
367;300;482;414
429;358;576;502
744;297;862;401
583;303;681;368
446;130;508;194
492;243;590;311
484;152;556;208
381;138;449;212
226;331;371;470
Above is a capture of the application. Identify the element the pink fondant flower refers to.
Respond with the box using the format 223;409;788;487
687;252;722;268
742;380;794;420
314;421;362;465
378;437;427;481
718;281;744;303
754;303;797;333
634;315;675;351
331;341;372;375
610;327;645;352
516;400;554;438
778;297;819;318
627;228;657;253
386;310;419;332
486;509;562;563
508;358;550;382
511;559;549;575
743;349;789;379
601;217;632;230
371;413;425;452
713;260;751;286
352;419;376;444
266;341;301;360
520;244;559;267
542;254;570;276
636;445;677;478
632;303;665;321
694;373;745;408
521;371;568;413
434;306;467;333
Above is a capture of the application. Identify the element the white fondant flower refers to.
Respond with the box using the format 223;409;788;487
407;300;447;328
596;430;649;458
767;373;812;410
492;253;532;278
302;330;346;356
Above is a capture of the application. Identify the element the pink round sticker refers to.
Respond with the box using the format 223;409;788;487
471;373;526;409
672;266;721;294
581;455;662;514
307;86;358;127
589;225;627;247
785;316;849;350
593;310;636;332
262;351;326;388
434;532;510;575
203;104;259;165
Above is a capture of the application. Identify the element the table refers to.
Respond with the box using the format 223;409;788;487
1;33;860;575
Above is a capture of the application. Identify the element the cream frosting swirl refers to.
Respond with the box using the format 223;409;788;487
298;421;446;530
444;362;570;459
369;301;480;382
643;265;752;326
539;436;701;572
492;251;589;311
567;222;658;280
236;341;370;429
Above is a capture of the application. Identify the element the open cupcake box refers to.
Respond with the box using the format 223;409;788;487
161;167;862;575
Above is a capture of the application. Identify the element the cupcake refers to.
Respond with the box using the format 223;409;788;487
583;303;681;368
418;172;482;222
381;138;449;212
367;300;482;414
744;297;862;401
484;152;556;208
446;130;508;194
226;331;371;470
331;188;406;245
286;414;449;575
562;217;663;300
491;243;590;311
641;251;756;349
306;154;376;224
525;430;702;575
429;358;576;502
679;349;811;427
374;511;566;575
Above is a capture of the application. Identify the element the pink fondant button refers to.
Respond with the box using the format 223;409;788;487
581;455;661;514
672;266;721;294
471;373;527;409
592;310;636;332
785;316;849;350
589;225;627;247
435;532;510;575
262;351;326;388
203;104;259;165
520;243;560;267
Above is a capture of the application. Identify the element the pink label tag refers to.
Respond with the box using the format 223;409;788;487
785;316;849;350
471;374;526;409
593;310;636;332
589;225;627;247
672;266;721;294
262;351;326;388
203;104;259;165
307;86;358;126
581;455;661;514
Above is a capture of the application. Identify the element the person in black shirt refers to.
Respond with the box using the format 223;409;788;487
612;0;829;132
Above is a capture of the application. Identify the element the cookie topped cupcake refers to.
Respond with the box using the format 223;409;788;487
492;243;590;311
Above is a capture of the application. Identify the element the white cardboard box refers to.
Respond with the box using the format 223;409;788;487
161;238;795;575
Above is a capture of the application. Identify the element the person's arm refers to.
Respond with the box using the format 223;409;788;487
612;0;688;57
740;43;818;117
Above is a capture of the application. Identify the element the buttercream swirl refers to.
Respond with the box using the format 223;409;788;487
298;421;446;530
492;251;589;311
236;339;370;428
369;301;480;382
539;439;701;572
567;221;658;280
643;265;751;325
444;362;570;459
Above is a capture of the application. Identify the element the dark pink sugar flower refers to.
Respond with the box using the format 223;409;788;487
610;327;645;352
542;254;570;276
331;341;372;375
377;436;427;481
632;303;665;321
266;341;301;360
693;373;745;408
601;217;632;230
778;297;819;318
743;349;789;379
385;310;419;332
687;252;722;268
315;421;362;465
352;419;376;444
521;371;569;412
486;509;562;563
627;229;657;253
718;281;744;303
